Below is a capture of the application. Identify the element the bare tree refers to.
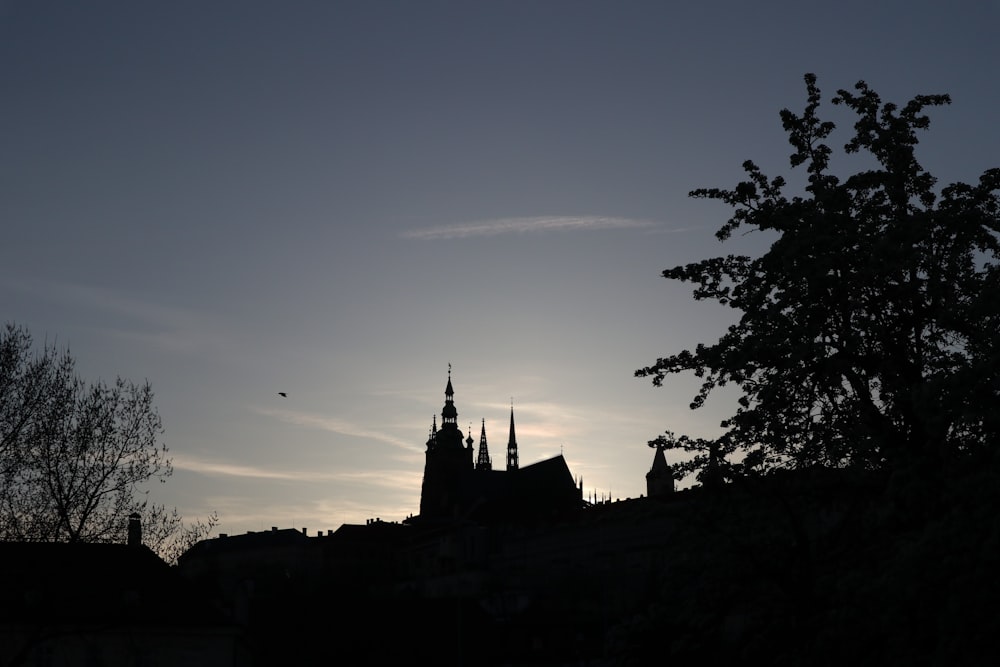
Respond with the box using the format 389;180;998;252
0;322;215;561
0;324;73;477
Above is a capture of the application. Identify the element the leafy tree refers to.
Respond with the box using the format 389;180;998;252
0;322;215;561
637;74;1000;483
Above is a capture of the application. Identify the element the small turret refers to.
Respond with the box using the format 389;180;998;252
646;444;674;497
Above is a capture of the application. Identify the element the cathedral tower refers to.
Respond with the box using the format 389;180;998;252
419;367;475;518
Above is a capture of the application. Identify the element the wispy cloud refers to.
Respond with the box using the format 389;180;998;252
172;454;323;481
173;452;421;490
252;407;414;451
401;215;655;241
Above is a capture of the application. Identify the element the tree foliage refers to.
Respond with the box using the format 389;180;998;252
637;74;1000;482
0;322;215;561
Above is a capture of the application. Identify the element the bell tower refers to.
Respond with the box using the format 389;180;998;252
419;366;475;518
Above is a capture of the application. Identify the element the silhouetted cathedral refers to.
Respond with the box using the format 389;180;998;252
417;369;582;523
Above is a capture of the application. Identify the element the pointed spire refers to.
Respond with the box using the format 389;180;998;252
646;442;674;496
649;444;669;474
476;418;492;471
506;400;519;471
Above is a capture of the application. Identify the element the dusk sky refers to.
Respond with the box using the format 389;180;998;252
3;1;998;537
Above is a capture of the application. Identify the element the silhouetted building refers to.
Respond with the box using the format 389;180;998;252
647;443;675;497
417;370;582;524
176;366;980;667
0;520;247;667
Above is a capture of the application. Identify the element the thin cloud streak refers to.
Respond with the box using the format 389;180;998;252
402;215;655;241
172;454;335;481
173;452;421;490
253;407;415;451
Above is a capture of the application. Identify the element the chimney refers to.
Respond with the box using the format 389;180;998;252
127;513;142;547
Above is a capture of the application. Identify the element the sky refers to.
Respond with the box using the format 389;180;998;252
3;0;998;538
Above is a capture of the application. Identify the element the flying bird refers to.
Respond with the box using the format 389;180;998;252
278;392;287;398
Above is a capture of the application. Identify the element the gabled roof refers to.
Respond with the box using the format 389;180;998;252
518;454;577;488
511;454;581;513
448;454;582;525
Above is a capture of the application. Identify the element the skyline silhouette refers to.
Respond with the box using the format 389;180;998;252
3;0;998;538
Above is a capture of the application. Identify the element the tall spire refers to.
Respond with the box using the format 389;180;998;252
506;401;519;471
476;418;492;471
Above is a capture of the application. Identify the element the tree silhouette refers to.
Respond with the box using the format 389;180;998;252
0;322;215;561
637;74;1000;483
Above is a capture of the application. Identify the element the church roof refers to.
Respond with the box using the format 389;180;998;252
451;454;582;524
516;455;577;497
